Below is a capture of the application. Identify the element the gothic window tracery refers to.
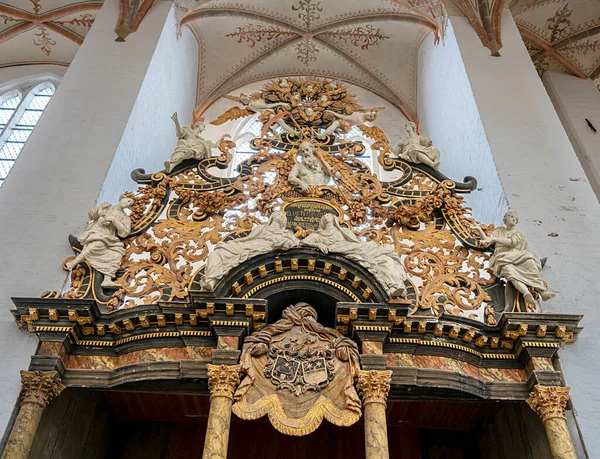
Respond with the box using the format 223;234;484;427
0;82;55;187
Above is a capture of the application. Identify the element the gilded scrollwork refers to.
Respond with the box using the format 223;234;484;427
53;76;517;323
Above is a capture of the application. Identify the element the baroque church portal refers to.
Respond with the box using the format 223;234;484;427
0;0;599;458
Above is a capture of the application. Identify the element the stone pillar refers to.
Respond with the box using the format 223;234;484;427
356;370;392;459
418;8;600;452
527;385;577;459
2;371;64;459
202;364;241;459
542;71;600;200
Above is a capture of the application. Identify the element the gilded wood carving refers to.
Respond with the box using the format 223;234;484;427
232;303;362;435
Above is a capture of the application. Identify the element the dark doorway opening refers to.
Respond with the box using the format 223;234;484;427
28;389;553;459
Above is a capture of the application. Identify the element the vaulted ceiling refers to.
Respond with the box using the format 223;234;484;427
179;0;447;121
511;0;600;88
0;0;598;100
0;0;101;67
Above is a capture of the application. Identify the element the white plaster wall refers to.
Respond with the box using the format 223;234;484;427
0;64;67;88
97;10;198;203
417;24;508;224
451;10;600;456
0;0;174;442
543;71;600;201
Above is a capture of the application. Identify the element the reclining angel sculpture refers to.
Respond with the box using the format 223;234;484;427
392;121;441;170
302;213;408;298
200;211;300;291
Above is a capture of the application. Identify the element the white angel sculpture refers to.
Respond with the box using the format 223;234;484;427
392;122;441;170
211;94;298;135
200;212;300;291
164;112;225;173
66;194;134;288
302;214;408;298
319;109;382;138
473;210;555;306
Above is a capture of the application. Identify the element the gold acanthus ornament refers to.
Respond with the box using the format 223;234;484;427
527;385;571;423
20;370;65;408
207;364;241;401
356;370;392;406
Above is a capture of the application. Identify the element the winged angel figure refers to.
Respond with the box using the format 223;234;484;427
210;94;299;136
318;107;388;143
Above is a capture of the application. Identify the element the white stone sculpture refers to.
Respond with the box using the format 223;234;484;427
240;93;289;114
66;194;134;288
392;122;441;170
319;109;380;137
473;210;555;305
165;112;225;173
200;211;300;291
240;94;299;136
302;214;409;298
288;142;340;193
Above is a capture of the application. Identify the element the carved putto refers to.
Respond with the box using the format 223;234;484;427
66;193;133;288
233;303;362;435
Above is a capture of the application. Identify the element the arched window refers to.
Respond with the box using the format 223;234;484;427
0;82;55;187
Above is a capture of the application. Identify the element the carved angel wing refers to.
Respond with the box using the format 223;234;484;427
358;124;389;144
210;106;252;125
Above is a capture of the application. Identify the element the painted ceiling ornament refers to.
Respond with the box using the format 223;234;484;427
164;112;226;173
392;121;441;170
232;303;362;436
66;194;134;289
472;210;555;309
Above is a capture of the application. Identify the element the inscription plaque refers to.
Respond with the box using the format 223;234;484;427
282;199;341;231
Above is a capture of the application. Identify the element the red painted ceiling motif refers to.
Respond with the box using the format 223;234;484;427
0;0;101;65
179;0;446;121
510;0;600;87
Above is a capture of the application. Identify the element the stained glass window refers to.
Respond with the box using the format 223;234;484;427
0;83;55;187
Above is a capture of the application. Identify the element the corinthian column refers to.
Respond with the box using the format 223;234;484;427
202;364;241;459
356;370;392;459
2;371;65;459
526;385;577;459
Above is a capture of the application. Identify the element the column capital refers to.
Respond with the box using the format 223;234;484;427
526;385;571;423
19;370;65;408
356;369;392;406
207;364;241;401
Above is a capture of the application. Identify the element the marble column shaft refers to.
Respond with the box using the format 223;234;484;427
1;371;64;459
526;385;577;459
202;364;241;459
357;369;392;459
